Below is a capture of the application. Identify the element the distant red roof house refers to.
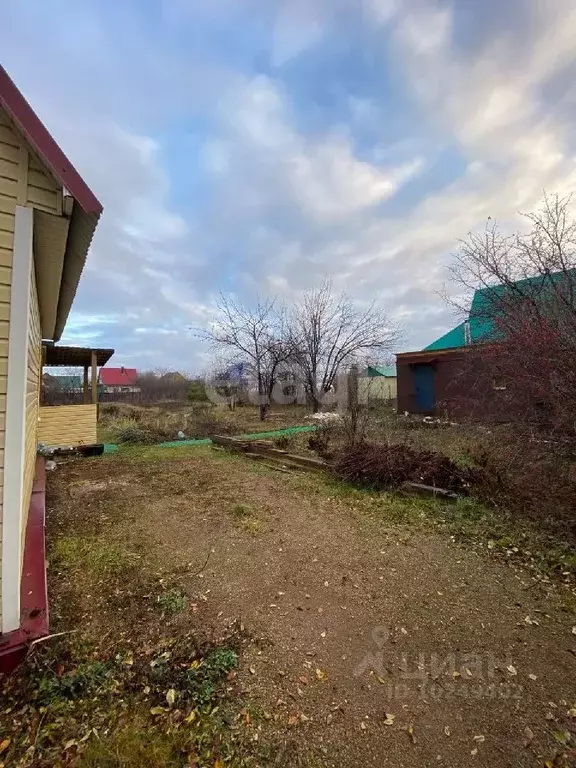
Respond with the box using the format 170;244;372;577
99;367;139;391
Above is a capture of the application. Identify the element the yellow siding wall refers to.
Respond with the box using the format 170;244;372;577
21;271;41;555
0;108;17;622
0;106;64;626
359;376;397;402
38;405;97;447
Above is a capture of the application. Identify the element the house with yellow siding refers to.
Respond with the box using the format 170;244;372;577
0;65;104;669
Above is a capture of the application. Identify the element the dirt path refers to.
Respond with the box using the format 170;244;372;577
57;448;576;766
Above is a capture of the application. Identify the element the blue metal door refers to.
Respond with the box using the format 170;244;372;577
414;364;435;411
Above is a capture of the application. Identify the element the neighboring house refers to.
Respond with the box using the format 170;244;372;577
396;271;574;415
48;375;84;393
99;367;140;393
0;65;104;668
359;364;397;402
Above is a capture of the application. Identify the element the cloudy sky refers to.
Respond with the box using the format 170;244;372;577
3;0;576;371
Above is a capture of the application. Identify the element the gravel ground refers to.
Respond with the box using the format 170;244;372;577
51;447;576;766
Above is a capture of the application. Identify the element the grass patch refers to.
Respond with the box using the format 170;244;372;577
231;503;252;519
230;503;265;535
156;588;188;614
0;630;265;768
51;536;142;576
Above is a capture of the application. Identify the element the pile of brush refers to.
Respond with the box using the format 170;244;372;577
332;441;477;493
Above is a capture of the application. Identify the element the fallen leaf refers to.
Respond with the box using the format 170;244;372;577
383;713;396;726
315;668;328;681
473;735;485;743
407;723;416;743
506;665;517;676
0;741;9;756
553;729;570;746
185;710;197;724
214;759;225;768
249;666;256;675
299;676;309;685
376;676;387;685
150;706;166;716
567;707;576;718
287;714;299;727
166;689;177;707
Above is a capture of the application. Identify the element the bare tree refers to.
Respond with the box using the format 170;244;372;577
203;293;292;420
136;369;191;403
448;192;576;439
289;280;399;412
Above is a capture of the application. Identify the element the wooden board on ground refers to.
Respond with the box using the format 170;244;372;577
212;434;327;473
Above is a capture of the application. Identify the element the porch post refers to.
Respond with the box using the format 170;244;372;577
91;351;98;404
83;365;89;404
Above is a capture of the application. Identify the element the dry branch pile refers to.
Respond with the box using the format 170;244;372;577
332;442;477;493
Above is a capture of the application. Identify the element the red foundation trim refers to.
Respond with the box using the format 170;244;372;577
0;457;49;674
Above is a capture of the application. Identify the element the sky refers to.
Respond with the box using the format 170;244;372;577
3;0;576;372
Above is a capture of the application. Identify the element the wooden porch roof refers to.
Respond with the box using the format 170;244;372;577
43;345;114;367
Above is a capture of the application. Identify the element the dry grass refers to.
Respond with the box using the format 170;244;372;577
98;403;311;445
2;445;575;766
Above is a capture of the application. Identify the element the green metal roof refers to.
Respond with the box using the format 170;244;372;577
365;364;396;377
424;269;576;351
49;375;83;389
424;323;466;351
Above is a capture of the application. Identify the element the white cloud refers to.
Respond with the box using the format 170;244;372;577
271;0;325;66
210;75;424;222
4;0;576;366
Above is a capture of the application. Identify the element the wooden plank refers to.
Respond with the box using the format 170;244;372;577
27;184;58;212
0;229;14;251
17;146;28;205
0;158;19;182
0;176;18;200
0;211;15;234
0;196;16;215
38;404;97;447
0;253;12;275
0;141;20;164
91;351;98;404
211;435;249;448
0;125;19;148
27;168;57;192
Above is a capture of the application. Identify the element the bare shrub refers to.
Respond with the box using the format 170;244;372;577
332;442;477;493
308;425;337;459
466;433;576;539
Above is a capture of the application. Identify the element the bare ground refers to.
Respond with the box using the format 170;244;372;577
43;446;576;766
